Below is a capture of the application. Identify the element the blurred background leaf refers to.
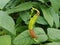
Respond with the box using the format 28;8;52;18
0;35;11;45
0;0;10;9
0;11;16;35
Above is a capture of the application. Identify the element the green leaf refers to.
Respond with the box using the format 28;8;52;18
16;16;22;25
14;27;48;45
49;0;60;12
16;26;27;34
47;28;60;42
50;8;59;28
0;35;11;45
45;42;60;45
20;11;30;22
41;7;53;27
0;0;10;9
36;16;48;25
20;11;31;24
59;22;60;27
6;2;34;14
5;0;16;9
38;0;45;3
0;11;16;35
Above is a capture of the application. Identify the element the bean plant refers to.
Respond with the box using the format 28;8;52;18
0;0;60;45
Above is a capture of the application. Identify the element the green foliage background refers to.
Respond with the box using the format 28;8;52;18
0;0;60;45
